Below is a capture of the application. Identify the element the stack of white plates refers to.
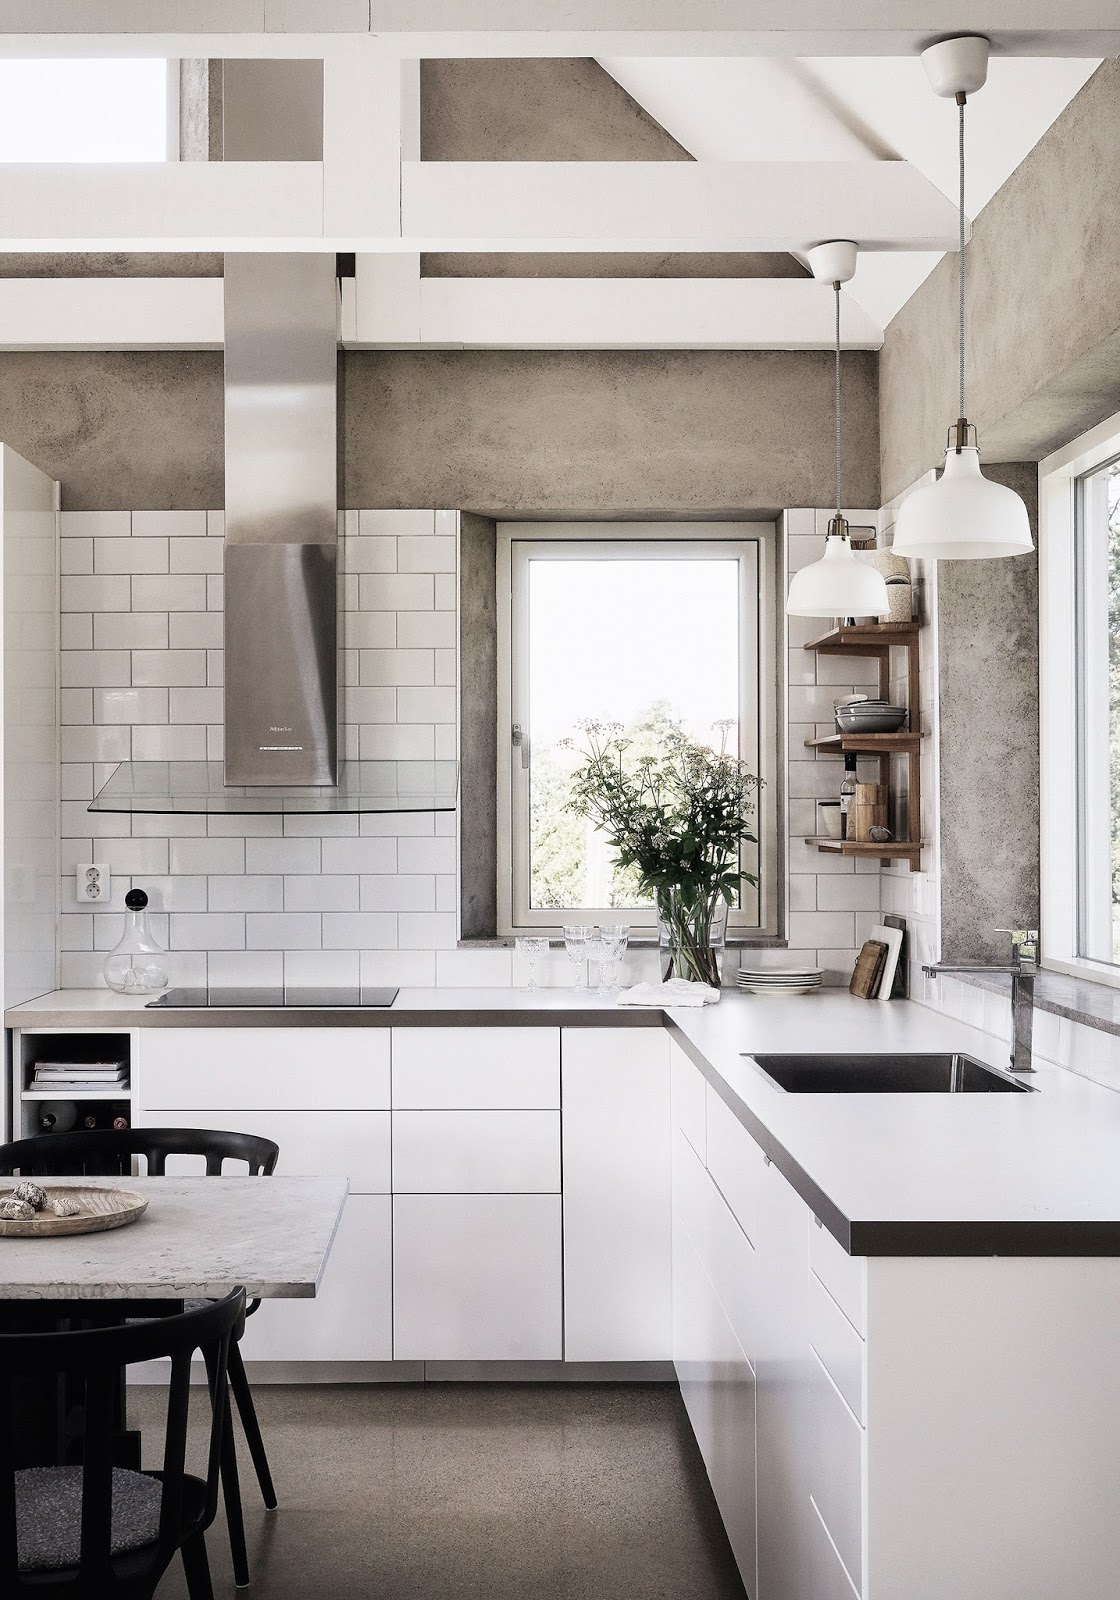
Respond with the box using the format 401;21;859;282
737;964;823;996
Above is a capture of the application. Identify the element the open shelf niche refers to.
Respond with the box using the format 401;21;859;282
803;622;923;872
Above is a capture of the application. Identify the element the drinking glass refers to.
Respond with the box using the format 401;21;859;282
562;924;595;991
583;932;609;995
515;936;550;991
597;923;630;993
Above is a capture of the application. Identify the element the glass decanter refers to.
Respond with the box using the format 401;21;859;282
103;888;169;995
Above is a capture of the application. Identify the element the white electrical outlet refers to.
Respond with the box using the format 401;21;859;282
76;862;109;904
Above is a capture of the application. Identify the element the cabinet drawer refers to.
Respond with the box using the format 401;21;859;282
239;1195;392;1363
140;1109;391;1194
809;1351;864;1592
138;1029;390;1111
391;1028;559;1109
810;1272;864;1423
809;1499;861;1600
810;1219;865;1335
392;1110;560;1193
393;1193;562;1360
671;1040;706;1160
704;1165;757;1368
705;1085;763;1244
673;1128;712;1263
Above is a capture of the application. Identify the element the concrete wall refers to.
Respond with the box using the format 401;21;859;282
935;463;1040;963
880;62;1120;500
341;349;879;516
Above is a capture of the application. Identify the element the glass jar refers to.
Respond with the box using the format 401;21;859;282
656;883;728;988
103;888;169;995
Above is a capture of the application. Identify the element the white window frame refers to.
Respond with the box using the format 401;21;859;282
1040;407;1120;985
496;521;779;938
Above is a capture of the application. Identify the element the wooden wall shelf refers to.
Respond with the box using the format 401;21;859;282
803;622;922;873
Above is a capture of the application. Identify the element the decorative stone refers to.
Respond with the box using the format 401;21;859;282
0;1198;35;1221
13;1182;47;1210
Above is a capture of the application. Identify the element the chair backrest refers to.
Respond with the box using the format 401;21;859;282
0;1127;279;1179
0;1288;244;1594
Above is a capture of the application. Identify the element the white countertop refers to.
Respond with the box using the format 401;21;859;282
9;987;1120;1255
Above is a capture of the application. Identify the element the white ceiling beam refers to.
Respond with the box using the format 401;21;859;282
0;278;223;350
0;274;882;351
400;161;962;253
0;158;961;253
377;277;883;349
0;13;1114;53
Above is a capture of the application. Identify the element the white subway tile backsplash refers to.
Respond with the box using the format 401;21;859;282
396;837;457;875
284;949;361;987
169;538;223;574
61;724;130;764
168;687;222;724
359;648;434;687
63;575;131;613
398;912;458;950
131;724;207;762
437;948;513;986
359;950;436;987
246;912;322;950
208;950;285;987
94;613;169;651
816;876;883;912
61;538;93;575
209;875;285;913
284;875;360;912
434;574;456;610
245;837;321;875
169;913;246;951
132;574;207;613
60;688;92;724
398;535;456;573
344;612;396;649
61;614;94;650
397;686;456;724
95;538;168;574
323;837;396;874
358;723;435;760
133;511;207;538
360;874;436;912
169;838;246;876
168;612;222;649
94;686;168;725
345;536;397;573
131;650;207;687
396;611;455;649
61;511;130;538
322;912;397;949
358;573;433;611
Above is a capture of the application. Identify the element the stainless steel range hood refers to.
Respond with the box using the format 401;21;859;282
89;252;457;818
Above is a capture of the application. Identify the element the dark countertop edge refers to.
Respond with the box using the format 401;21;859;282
4;1005;667;1030
456;936;790;950
951;968;1120;1040
11;996;1120;1260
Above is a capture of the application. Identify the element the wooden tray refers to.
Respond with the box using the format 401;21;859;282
0;1186;148;1238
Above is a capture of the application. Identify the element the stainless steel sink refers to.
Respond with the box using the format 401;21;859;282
746;1052;1033;1093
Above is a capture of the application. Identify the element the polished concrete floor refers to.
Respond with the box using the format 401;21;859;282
140;1383;746;1600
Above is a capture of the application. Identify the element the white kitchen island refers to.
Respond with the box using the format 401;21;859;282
8;986;1120;1600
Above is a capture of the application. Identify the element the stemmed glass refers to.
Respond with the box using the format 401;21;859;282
515;936;550;992
597;923;630;993
562;924;595;991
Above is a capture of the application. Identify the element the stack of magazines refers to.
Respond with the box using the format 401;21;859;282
30;1059;128;1094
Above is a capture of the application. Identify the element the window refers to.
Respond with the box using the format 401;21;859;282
0;60;170;163
497;523;778;936
1041;410;1120;983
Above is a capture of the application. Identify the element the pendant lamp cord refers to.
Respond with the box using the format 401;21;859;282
957;90;966;439
834;279;842;520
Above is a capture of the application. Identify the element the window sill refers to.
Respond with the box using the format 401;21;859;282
459;935;790;950
949;966;1120;1040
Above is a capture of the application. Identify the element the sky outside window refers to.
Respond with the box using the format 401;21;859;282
0;59;168;162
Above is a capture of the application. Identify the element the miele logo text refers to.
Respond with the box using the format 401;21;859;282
269;726;293;734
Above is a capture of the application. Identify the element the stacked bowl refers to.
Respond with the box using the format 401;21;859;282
834;698;907;734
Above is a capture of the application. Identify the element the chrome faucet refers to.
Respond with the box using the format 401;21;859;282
923;929;1039;1074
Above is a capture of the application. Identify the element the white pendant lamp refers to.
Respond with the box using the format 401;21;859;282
786;242;890;619
891;35;1032;561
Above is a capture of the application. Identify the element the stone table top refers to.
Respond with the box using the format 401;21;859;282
0;1175;347;1300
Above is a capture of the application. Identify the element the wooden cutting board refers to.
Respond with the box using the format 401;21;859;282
0;1186;148;1238
850;939;888;999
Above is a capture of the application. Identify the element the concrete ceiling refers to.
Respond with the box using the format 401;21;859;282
599;53;1100;329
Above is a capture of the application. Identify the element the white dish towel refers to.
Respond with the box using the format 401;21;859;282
617;979;721;1008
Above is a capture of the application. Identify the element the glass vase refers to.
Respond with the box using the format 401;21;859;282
656;884;728;988
103;888;169;995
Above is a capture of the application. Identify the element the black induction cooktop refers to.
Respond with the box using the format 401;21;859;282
146;987;399;1009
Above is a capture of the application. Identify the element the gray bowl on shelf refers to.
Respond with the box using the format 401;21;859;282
835;703;908;733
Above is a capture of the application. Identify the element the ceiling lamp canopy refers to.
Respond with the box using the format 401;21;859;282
891;35;1033;562
786;242;890;620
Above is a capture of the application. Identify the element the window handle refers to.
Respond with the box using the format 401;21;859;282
511;723;530;769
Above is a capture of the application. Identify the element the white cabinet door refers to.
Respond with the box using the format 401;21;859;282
670;1037;706;1160
393;1193;562;1360
239;1194;392;1363
672;1140;757;1593
134;1108;391;1194
391;1028;559;1108
392;1110;560;1193
754;1158;813;1600
137;1028;391;1110
562;1028;671;1361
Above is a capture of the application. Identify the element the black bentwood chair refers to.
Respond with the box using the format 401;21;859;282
0;1287;245;1600
0;1128;281;1590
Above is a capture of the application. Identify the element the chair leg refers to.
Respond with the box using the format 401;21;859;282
182;1533;215;1600
221;1400;252;1589
228;1341;278;1510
